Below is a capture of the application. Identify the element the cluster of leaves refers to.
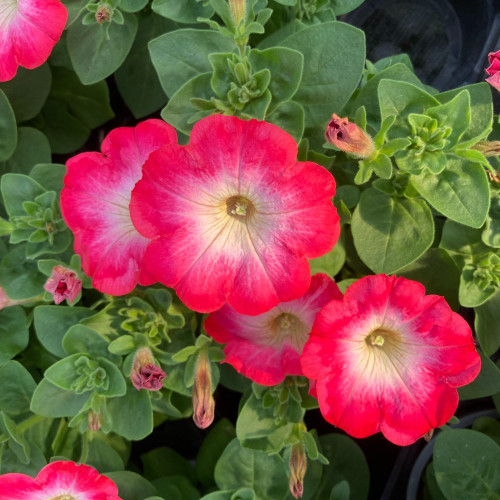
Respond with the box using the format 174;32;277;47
0;0;499;499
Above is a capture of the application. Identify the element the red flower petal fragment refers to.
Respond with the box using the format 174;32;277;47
486;49;500;91
205;274;342;385
301;274;481;446
0;0;67;81
131;115;340;315
0;460;121;499
43;265;82;304
61;119;177;295
325;114;374;157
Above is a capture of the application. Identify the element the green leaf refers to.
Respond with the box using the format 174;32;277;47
108;335;136;355
0;244;46;299
309;235;346;277
29;163;66;193
472;417;500;447
151;0;213;23
141;447;197;482
149;29;235;98
34;305;95;358
435;83;493;147
330;480;350;500
378;80;439;138
265;100;305;143
106;471;158;500
313;434;369;500
49;66;114;129
482;190;500;248
397;248;460;310
1;173;45;217
0;64;52;122
196;418;236;488
426;90;471;149
330;0;365;15
0;307;29;367
343;63;426;130
0;361;36;416
161;73;214;135
0;412;30;464
459;265;496;308
63;325;118;361
410;157;489;228
475;291;500;356
0;89;17;161
214;439;289;500
248;47;304;113
0;128;51;176
351;188;434;273
153;476;199;500
120;0;148;12
87;437;125;472
458;351;500;400
67;12;138;85
108;385;153;440
30;378;90;417
115;13;171;118
280;22;365;144
434;429;500;500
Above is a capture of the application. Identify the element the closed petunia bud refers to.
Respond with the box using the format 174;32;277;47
192;348;215;430
88;409;102;431
289;442;307;499
43;266;82;305
325;114;374;158
229;0;245;26
130;347;166;391
485;49;500;91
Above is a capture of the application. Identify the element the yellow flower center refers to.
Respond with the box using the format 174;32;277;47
51;495;76;500
226;195;255;221
268;313;308;351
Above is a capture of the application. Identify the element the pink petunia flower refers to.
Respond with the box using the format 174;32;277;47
205;274;342;385
301;274;481;446
43;265;82;304
61;119;177;295
0;460;121;499
130;115;340;315
486;49;500;91
0;0;67;82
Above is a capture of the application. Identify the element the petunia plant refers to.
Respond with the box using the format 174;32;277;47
0;0;499;499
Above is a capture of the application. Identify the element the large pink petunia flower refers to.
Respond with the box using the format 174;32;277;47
61;119;177;295
486;49;500;91
0;0;67;81
0;460;121;499
301;274;481;446
130;115;340;315
205;274;342;385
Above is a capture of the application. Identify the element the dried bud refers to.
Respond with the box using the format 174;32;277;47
95;5;112;24
192;349;215;430
325;113;374;158
471;140;500;157
130;347;166;391
88;409;102;431
289;443;307;499
488;170;500;185
423;429;434;442
43;266;82;305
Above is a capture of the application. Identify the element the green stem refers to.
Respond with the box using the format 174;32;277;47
51;418;68;456
79;431;90;464
0;414;45;444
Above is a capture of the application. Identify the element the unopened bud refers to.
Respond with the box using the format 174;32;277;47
88;409;102;431
325;114;374;158
95;5;112;24
192;349;215;430
43;266;82;305
130;347;166;391
471;140;500;157
488;170;500;185
229;0;246;26
289;443;307;499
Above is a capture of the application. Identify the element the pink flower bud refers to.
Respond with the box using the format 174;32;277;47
130;347;166;391
43;266;82;305
485;49;500;91
192;349;215;430
289;443;307;499
325;114;374;158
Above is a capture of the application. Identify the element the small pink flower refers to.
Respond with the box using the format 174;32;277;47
485;49;500;91
130;347;166;391
0;460;121;499
301;274;481;446
61;119;177;295
325;114;374;157
205;274;342;386
0;0;67;81
130;115;340;315
43;265;82;305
